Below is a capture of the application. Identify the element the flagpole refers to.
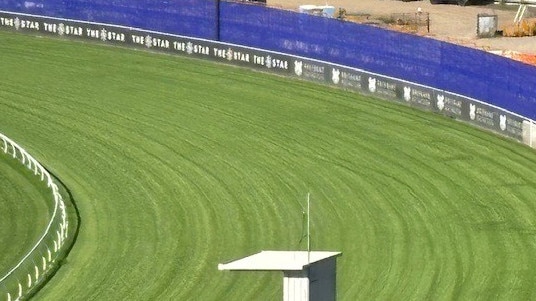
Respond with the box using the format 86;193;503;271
307;192;311;264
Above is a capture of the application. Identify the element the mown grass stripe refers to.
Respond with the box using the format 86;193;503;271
2;30;536;300
0;153;50;278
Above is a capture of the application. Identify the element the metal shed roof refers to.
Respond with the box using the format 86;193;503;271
218;250;342;271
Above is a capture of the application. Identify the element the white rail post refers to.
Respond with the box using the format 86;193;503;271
34;265;39;282
529;120;534;147
11;143;16;158
42;256;47;272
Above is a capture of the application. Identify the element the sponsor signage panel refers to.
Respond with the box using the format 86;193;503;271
464;101;524;140
0;11;292;76
433;92;464;118
209;45;290;74
501;113;525;140
0;12;130;45
399;83;434;110
329;66;363;92
432;91;525;141
291;59;328;83
365;75;399;100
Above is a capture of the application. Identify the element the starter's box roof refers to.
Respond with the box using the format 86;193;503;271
218;250;341;271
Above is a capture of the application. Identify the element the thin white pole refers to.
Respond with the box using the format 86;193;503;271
529;120;534;147
307;193;311;264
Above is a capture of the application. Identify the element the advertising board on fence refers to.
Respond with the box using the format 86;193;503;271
433;92;463;118
330;67;363;91
401;84;434;111
0;11;292;76
0;10;532;147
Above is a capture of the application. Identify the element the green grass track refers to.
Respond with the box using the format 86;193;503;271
1;30;536;300
0;155;50;278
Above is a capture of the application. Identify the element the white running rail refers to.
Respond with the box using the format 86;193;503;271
0;133;69;301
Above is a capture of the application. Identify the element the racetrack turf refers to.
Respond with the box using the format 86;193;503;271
2;30;536;300
0;154;51;278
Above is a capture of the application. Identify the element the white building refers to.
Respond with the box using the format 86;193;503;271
218;250;342;301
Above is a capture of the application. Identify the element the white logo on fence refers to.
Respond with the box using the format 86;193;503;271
14;17;20;30
368;77;377;93
294;61;303;76
186;42;193;54
500;114;507;131
145;35;152;48
332;68;340;84
437;94;445;111
469;103;476;120
403;86;411;101
265;55;272;68
226;48;233;61
58;23;65;36
100;28;108;42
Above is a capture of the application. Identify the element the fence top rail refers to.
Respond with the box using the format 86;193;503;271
0;132;61;284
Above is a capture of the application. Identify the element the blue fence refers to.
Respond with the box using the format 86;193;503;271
1;0;535;119
220;2;536;120
0;0;218;39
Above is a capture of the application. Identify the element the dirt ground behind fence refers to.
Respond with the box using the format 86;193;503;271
268;0;536;54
